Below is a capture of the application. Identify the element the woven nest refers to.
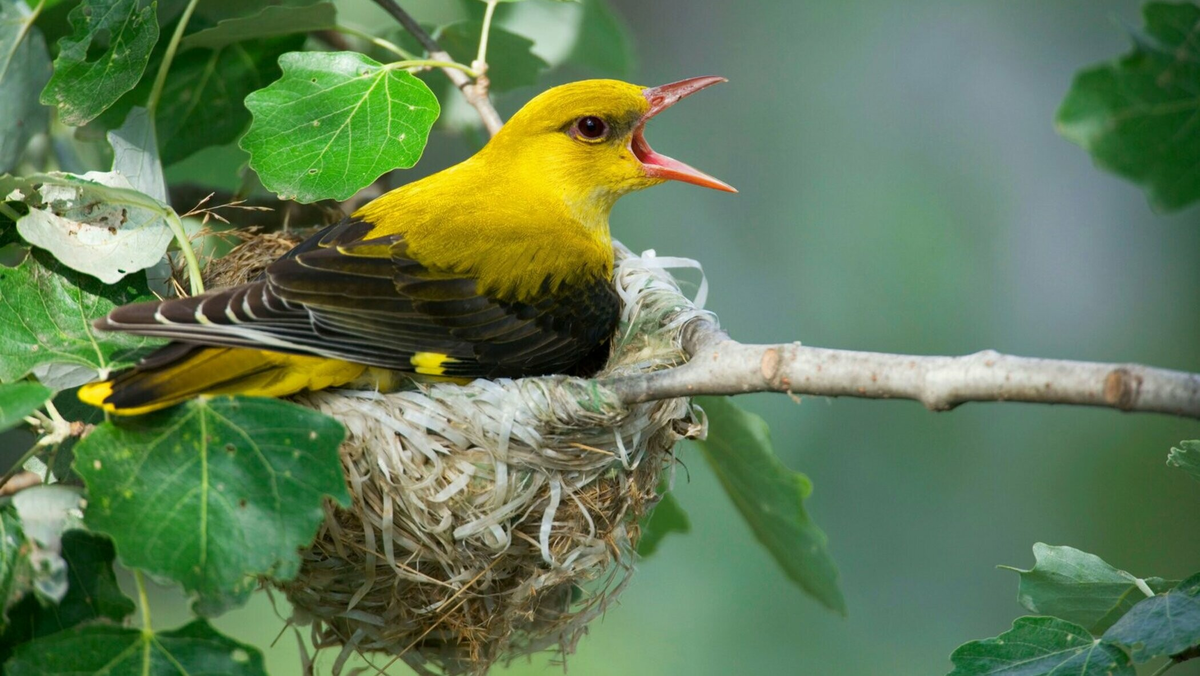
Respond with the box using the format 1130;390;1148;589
203;229;708;675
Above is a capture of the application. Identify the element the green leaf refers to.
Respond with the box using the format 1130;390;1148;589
73;396;349;616
181;1;336;50
637;491;689;558
1167;440;1200;483
0;1;52;173
949;616;1134;676
0;530;135;664
0;382;52;432
0;249;159;386
1056;2;1200;211
11;170;172;284
1004;543;1176;634
693;396;843;613
108;106;167;201
0;510;29;631
5;618;266;675
566;0;635;77
439;21;548;92
39;0;159;126
241;51;440;203
1103;572;1200;662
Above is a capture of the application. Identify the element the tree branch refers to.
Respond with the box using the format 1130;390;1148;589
371;0;504;136
606;317;1200;419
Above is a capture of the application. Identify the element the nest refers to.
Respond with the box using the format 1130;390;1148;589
203;230;709;675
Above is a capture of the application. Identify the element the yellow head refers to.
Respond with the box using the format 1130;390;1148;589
478;77;736;208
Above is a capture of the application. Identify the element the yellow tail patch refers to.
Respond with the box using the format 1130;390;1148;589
410;352;455;375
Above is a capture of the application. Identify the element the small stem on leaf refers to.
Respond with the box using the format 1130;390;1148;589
0;202;22;223
387;59;479;76
147;0;202;115
134;569;153;635
1151;660;1177;676
475;0;500;73
332;23;417;60
0;442;43;493
165;212;204;296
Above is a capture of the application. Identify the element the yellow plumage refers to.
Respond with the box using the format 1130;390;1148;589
81;77;734;415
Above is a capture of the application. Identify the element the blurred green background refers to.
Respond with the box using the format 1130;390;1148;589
136;0;1200;674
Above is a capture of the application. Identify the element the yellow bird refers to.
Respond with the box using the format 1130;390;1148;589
79;77;735;415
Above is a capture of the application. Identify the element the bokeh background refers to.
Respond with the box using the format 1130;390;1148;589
132;0;1200;674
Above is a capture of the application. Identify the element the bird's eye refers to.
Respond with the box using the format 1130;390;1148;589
573;116;608;141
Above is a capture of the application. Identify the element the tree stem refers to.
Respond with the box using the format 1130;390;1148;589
146;0;201;115
604;317;1200;419
370;0;503;136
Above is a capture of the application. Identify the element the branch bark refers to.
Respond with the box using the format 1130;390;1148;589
606;317;1200;420
371;0;504;136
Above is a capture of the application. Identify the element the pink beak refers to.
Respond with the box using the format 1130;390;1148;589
632;76;737;193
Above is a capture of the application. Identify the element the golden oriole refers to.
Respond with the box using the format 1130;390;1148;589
79;77;735;415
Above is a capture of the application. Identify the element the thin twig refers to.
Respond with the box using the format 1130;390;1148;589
370;0;504;135
605;317;1200;420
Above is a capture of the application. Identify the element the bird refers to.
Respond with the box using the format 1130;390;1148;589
78;77;735;415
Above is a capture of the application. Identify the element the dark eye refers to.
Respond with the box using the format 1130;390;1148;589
574;116;608;140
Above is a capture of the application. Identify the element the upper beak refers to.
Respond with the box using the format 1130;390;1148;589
632;76;737;193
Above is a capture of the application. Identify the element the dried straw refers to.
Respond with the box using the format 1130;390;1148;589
203;232;709;675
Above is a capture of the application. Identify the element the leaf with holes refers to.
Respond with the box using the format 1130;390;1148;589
694;396;844;613
12;171;172;284
1004;543;1176;634
39;0;159;126
0;381;51;432
0;0;53;172
181;1;336;50
0;249;159;386
950;616;1133;675
5;618;265;676
1057;2;1200;211
1103;573;1200;662
1168;440;1200;483
241;51;439;203
73;396;349;616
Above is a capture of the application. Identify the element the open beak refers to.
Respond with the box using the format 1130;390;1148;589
632;76;737;193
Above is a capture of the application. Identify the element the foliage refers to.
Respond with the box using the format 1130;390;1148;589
1057;2;1200;211
0;382;52;433
694;396;844;613
0;0;52;174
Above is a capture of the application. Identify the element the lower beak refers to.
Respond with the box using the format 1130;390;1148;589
632;76;737;193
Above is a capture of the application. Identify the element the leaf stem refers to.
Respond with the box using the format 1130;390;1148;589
476;0;500;71
134;569;153;635
0;202;22;223
146;0;202;115
332;23;416;60
387;59;479;76
165;211;204;296
1151;660;1177;676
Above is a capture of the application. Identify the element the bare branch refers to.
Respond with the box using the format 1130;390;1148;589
371;0;504;136
606;317;1200;419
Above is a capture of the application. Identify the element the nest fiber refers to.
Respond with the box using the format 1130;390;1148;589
205;232;708;675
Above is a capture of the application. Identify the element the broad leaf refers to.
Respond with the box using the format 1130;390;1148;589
0;381;51;432
1103;573;1200;662
1005;543;1175;634
103;35;302;166
1057;2;1200;211
181;1;336;50
1168;440;1200;484
0;510;29;631
694;396;843;613
108;106;166;201
73;396;349;615
6;618;266;675
0;531;135;664
11;485;83;603
241;51;440;202
40;0;159;126
950;616;1133;676
439;21;548;92
0;0;52;172
13;171;172;283
637;491;689;558
0;249;159;385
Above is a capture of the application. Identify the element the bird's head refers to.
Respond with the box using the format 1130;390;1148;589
482;77;736;208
